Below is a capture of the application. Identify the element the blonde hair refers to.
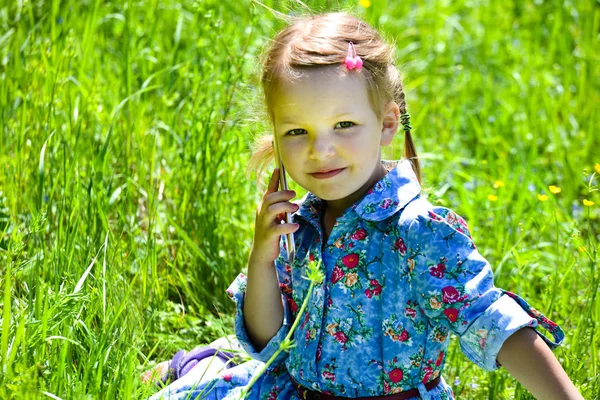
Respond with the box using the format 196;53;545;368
248;11;421;183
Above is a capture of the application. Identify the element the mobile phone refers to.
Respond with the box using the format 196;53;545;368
272;139;296;265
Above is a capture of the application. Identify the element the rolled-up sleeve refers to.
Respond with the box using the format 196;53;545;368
225;235;295;364
406;206;565;371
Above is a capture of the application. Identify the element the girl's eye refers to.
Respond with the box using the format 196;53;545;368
335;121;355;129
286;129;307;136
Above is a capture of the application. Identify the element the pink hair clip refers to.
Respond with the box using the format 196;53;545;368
345;42;363;71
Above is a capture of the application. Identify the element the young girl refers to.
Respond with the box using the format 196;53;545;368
149;12;582;400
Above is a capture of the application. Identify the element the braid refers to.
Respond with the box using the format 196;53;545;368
397;89;421;184
400;113;411;133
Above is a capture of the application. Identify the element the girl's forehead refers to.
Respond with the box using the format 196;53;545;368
271;68;371;119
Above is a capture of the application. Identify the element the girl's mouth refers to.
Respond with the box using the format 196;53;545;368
310;168;346;179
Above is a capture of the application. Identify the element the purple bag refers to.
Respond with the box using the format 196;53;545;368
159;346;241;386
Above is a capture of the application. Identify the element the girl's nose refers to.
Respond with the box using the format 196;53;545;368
308;134;335;160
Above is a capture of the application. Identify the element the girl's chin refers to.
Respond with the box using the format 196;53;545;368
312;190;351;202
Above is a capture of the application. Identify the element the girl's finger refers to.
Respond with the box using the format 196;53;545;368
267;200;298;219
264;189;296;207
272;221;299;235
266;168;280;194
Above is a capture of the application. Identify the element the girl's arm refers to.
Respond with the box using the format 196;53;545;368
497;327;583;399
244;253;285;351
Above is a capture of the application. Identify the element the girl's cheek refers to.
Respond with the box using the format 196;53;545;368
281;140;304;157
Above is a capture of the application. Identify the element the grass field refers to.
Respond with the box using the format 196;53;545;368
0;0;599;398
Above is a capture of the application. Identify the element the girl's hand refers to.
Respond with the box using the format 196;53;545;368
250;168;299;264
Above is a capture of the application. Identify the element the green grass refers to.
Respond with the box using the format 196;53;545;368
0;0;598;398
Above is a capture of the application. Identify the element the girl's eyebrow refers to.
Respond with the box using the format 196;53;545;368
278;112;355;126
279;119;299;126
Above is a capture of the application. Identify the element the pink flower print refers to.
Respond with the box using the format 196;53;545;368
394;237;407;255
285;263;291;273
316;343;322;361
305;330;311;340
341;253;359;269
429;263;446;278
365;288;373;299
331;266;345;284
384;380;391;394
388;368;403;383
300;312;310;330
443;308;459;323
399;330;409;342
381;198;392;209
327;297;333;307
541;315;558;328
372;285;382;296
351;228;367;241
309;253;315;262
334;331;348;344
422;366;433;383
280;283;292;295
435;351;444;367
446;211;458;225
322;370;336;382
405;307;416;319
442;286;460;304
223;373;232;382
479;336;487;349
287;297;299;313
369;279;382;296
428;211;442;221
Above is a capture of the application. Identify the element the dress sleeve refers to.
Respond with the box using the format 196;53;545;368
405;206;565;371
225;235;294;364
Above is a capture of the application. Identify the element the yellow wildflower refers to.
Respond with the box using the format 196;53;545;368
487;194;498;201
548;185;561;194
579;246;586;253
595;163;600;174
359;0;371;8
583;199;595;207
493;180;504;188
537;194;548;201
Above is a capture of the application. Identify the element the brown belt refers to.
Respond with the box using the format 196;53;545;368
291;376;441;400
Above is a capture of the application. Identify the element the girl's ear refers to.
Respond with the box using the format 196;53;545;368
380;101;400;146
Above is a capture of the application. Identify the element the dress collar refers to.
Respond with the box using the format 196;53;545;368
293;159;421;225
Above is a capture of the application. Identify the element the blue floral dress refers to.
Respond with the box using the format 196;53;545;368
151;159;564;400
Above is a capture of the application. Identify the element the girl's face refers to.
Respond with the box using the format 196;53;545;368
272;66;399;216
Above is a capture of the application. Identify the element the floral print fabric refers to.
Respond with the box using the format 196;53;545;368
153;159;564;400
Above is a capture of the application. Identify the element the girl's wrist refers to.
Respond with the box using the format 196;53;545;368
248;252;275;269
